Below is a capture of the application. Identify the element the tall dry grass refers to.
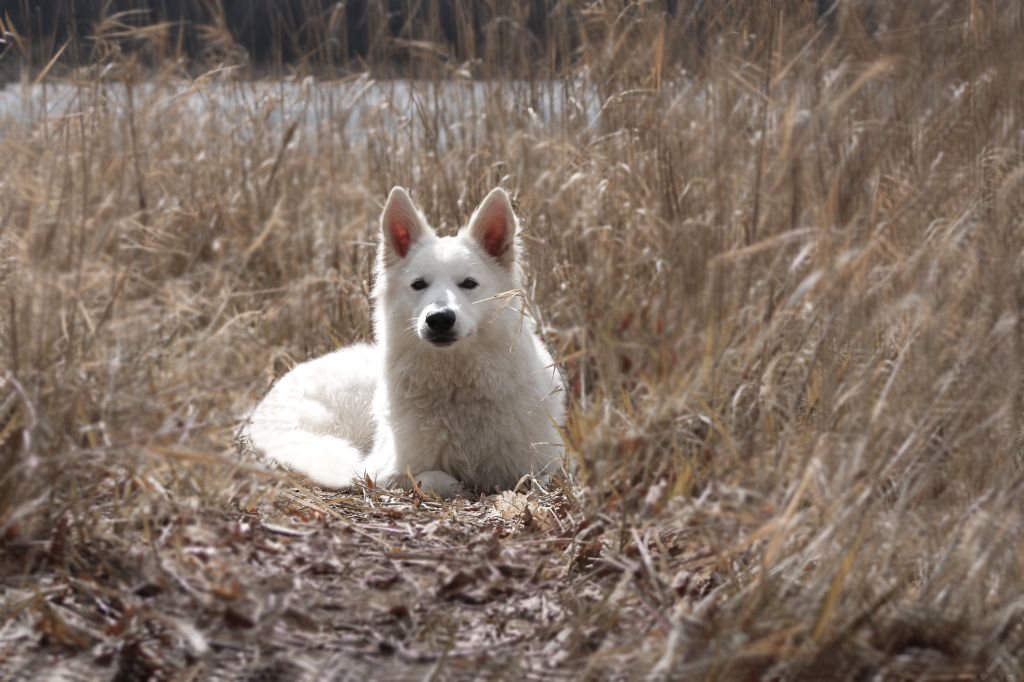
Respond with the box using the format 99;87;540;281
2;1;1024;678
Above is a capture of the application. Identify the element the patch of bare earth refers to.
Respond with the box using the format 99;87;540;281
2;467;739;679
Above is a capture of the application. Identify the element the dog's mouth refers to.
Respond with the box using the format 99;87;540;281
426;334;457;347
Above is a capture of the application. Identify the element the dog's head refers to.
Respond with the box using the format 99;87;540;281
374;187;521;349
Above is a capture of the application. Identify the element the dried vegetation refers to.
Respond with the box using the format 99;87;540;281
2;1;1024;679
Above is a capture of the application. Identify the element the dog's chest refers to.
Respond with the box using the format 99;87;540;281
407;390;508;452
395;387;532;488
383;342;553;490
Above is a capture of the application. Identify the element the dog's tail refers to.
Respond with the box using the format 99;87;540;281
245;345;378;490
247;422;367;489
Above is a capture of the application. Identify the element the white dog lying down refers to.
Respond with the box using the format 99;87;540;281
247;187;565;497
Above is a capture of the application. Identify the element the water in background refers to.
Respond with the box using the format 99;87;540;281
0;76;605;149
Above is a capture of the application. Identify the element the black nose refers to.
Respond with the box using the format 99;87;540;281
426;309;456;333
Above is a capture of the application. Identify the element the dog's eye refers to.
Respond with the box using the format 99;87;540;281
411;278;428;290
459;278;479;290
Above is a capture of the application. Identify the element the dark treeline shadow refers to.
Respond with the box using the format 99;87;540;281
4;0;581;78
1;1;844;81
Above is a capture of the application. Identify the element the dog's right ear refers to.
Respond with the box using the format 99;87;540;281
380;187;431;265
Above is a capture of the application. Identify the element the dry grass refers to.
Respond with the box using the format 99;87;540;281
2;2;1024;679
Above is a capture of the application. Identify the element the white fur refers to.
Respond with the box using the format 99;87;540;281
248;187;565;496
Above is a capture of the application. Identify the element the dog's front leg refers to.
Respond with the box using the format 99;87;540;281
413;470;468;499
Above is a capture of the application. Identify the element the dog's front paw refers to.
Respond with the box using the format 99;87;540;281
413;470;468;499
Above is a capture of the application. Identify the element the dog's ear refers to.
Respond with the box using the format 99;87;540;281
463;187;516;267
381;187;431;264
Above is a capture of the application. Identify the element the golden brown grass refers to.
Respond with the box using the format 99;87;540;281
2;2;1024;678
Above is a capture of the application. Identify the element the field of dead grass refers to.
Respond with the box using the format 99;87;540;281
2;2;1024;679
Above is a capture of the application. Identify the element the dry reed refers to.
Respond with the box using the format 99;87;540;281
2;2;1023;678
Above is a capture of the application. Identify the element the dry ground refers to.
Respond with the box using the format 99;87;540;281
2;3;1024;680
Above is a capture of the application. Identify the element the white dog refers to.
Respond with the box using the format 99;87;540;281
247;187;564;497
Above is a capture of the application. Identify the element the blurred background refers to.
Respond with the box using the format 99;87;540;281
4;1;846;78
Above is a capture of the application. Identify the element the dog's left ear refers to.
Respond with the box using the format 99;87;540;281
463;187;517;267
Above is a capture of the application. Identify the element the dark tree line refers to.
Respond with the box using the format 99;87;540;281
4;1;579;73
3;1;845;77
